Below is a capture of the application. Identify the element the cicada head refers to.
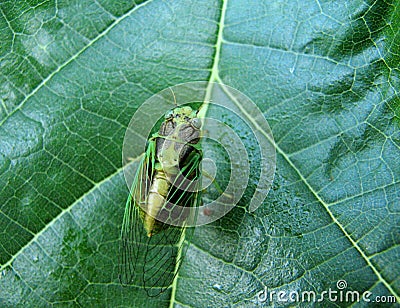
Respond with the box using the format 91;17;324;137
159;106;201;143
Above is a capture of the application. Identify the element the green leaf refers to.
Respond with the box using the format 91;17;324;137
1;0;399;307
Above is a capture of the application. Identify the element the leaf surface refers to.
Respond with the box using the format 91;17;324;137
1;0;399;307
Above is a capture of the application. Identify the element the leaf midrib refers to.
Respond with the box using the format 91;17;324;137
168;0;231;304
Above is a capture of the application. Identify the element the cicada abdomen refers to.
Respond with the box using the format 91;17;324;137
120;105;202;297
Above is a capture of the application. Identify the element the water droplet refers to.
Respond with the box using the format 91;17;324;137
212;283;223;292
253;227;261;236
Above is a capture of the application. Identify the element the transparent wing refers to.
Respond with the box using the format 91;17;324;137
119;142;202;297
119;140;155;286
143;151;202;296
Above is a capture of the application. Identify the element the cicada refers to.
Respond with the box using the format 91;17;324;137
119;105;202;297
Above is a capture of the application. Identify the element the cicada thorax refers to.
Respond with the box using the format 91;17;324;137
119;106;203;294
142;106;201;236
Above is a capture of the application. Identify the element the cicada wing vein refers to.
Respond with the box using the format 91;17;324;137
119;140;155;286
142;150;202;297
119;139;202;297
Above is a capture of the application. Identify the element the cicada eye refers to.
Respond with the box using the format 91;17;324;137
165;111;173;119
191;118;201;129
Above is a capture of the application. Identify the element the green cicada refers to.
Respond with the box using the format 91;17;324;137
119;105;203;297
